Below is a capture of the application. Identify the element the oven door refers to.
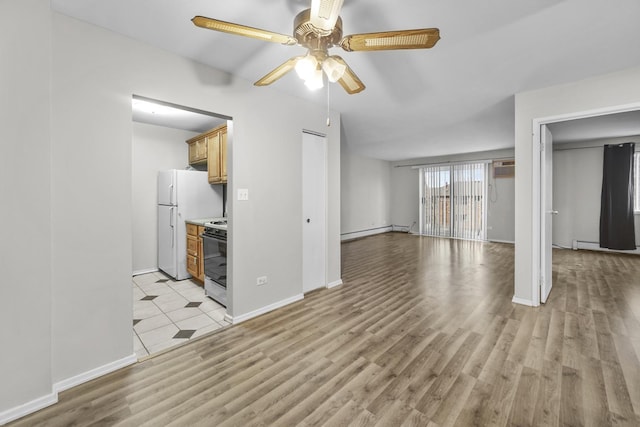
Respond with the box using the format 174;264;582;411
201;233;227;306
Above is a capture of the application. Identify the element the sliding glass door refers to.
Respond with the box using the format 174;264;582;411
422;166;451;237
420;162;488;241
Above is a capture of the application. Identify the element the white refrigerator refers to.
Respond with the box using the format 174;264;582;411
158;169;223;280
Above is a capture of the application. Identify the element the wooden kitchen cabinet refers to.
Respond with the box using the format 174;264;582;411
186;124;227;184
186;223;205;284
207;125;227;185
186;135;207;166
220;127;227;183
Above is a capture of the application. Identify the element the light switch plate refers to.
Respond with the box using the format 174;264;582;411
238;188;249;201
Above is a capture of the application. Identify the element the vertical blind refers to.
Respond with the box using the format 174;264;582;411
422;162;487;240
422;166;451;237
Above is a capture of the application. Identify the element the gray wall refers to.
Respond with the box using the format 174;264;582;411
1;0;341;418
515;65;640;305
0;0;53;412
391;149;516;241
552;136;640;248
131;122;198;274
340;143;392;236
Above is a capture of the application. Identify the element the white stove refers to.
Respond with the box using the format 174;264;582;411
203;217;227;231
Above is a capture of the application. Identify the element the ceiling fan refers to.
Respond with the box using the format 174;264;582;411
192;0;440;94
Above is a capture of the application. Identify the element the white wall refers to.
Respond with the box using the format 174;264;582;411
514;66;640;305
0;0;53;415
553;135;640;248
390;166;420;232
1;1;341;420
391;149;516;241
340;142;392;238
131;122;198;274
50;8;340;378
488;170;516;243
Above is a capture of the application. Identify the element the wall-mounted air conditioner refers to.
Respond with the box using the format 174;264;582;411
493;160;515;178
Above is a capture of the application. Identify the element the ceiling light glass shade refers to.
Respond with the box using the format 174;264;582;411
322;56;346;82
304;68;324;90
295;54;318;81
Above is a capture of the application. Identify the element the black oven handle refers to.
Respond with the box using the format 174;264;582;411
201;233;227;244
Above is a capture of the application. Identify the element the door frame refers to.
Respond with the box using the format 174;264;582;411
302;130;328;293
540;124;553;303
530;101;640;306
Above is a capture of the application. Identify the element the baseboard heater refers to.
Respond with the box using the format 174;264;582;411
572;240;640;255
392;222;418;234
340;226;392;241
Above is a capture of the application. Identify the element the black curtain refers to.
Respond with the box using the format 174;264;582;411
600;142;636;250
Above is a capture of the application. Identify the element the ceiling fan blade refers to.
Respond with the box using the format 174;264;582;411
310;0;344;34
254;57;302;86
340;28;440;51
192;16;298;46
331;56;365;94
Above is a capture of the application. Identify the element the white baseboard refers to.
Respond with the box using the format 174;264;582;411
230;294;304;324
512;296;536;307
0;353;137;425
327;279;343;289
488;239;515;245
341;226;392;241
0;391;58;425
54;353;137;393
574;240;640;255
132;268;158;276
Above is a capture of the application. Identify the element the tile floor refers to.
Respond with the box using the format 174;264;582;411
132;271;230;358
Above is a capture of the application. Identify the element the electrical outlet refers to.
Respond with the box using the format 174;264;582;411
257;276;268;286
238;188;249;201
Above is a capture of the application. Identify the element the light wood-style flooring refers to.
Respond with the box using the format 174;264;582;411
10;233;640;426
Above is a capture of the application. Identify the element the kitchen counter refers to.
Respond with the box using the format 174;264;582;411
185;218;217;226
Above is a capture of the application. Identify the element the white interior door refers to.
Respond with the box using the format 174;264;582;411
541;125;554;303
302;132;327;293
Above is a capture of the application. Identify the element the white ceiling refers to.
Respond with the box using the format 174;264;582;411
52;0;640;161
548;110;640;144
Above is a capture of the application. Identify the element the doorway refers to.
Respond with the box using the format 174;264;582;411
419;161;489;241
131;95;232;357
533;106;640;306
302;131;327;294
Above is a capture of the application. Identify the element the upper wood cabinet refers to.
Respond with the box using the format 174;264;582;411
207;125;227;185
186;135;207;165
219;127;228;184
186;124;227;185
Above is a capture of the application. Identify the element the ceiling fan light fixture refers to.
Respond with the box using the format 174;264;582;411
304;68;324;90
322;56;346;82
295;53;318;80
193;2;440;95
